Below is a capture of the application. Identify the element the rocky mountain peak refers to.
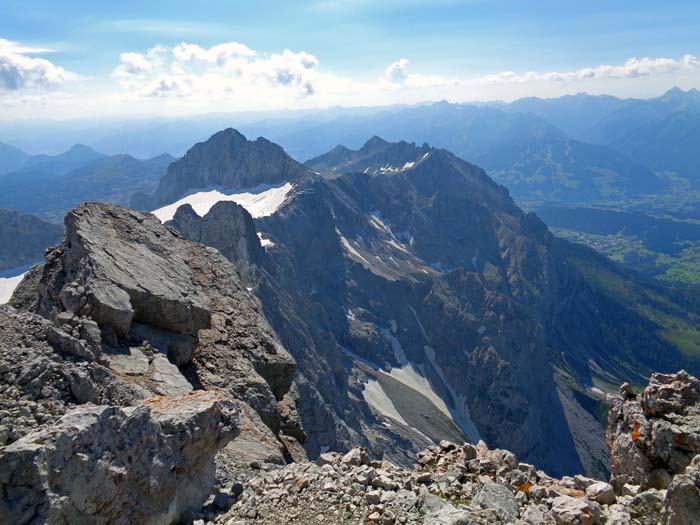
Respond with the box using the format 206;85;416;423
135;129;312;209
305;136;434;178
360;135;391;152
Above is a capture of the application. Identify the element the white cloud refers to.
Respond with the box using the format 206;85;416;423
0;38;76;91
173;42;255;65
383;57;451;89
479;55;700;85
113;42;321;101
116;52;153;75
385;58;409;84
4;43;700;119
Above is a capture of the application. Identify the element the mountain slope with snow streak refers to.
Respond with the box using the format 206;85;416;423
152;182;293;222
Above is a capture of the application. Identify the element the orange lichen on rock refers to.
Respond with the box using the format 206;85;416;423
142;390;226;414
631;420;640;442
516;482;533;494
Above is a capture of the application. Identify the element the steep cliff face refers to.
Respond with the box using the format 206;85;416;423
167;201;264;287
168;134;700;480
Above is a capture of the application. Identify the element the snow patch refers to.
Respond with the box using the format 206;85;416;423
362;379;408;425
0;272;26;304
369;211;391;233
379;326;454;422
338;232;372;267
257;232;275;249
152;182;293;222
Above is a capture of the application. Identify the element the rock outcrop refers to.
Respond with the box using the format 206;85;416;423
167;201;264;287
607;371;700;523
27;203;297;433
0;391;237;525
2;202;304;523
608;371;700;490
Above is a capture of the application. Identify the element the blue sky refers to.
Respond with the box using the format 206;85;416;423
1;1;699;118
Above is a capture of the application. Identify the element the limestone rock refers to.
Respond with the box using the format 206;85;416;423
475;482;519;522
662;455;700;525
607;371;700;490
585;481;616;505
551;495;595;525
17;203;301;438
0;391;238;525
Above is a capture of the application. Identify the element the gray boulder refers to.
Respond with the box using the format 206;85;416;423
0;391;238;525
475;482;519;522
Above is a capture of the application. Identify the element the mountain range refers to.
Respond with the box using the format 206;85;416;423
3;120;700;524
0;209;62;273
3;87;699;206
123;129;700;479
0;144;174;222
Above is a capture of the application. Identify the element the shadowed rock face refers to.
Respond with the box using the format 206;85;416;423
167;135;700;481
168;201;264;287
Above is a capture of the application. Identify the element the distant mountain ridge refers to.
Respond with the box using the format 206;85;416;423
0;141;30;175
0;209;63;273
21;144;107;175
0;146;174;222
4;87;698;203
306;136;434;178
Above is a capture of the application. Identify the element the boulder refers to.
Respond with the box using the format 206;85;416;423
585;481;616;505
551;495;596;525
475;482;519;522
0;391;238;524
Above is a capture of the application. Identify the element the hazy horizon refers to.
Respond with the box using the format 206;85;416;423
2;1;700;120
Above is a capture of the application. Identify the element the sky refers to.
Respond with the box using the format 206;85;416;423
1;0;699;120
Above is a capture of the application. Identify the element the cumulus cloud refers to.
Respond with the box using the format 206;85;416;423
112;41;321;101
0;38;75;91
383;57;451;89
385;58;409;84
173;42;255;65
479;55;700;84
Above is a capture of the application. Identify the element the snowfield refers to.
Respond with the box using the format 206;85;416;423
362;379;408;425
152;182;293;222
0;273;26;304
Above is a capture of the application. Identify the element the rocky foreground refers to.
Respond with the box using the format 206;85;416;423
0;201;699;524
201;371;698;525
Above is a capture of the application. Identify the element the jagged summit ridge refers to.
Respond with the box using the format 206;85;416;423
133;128;312;210
305;135;435;178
